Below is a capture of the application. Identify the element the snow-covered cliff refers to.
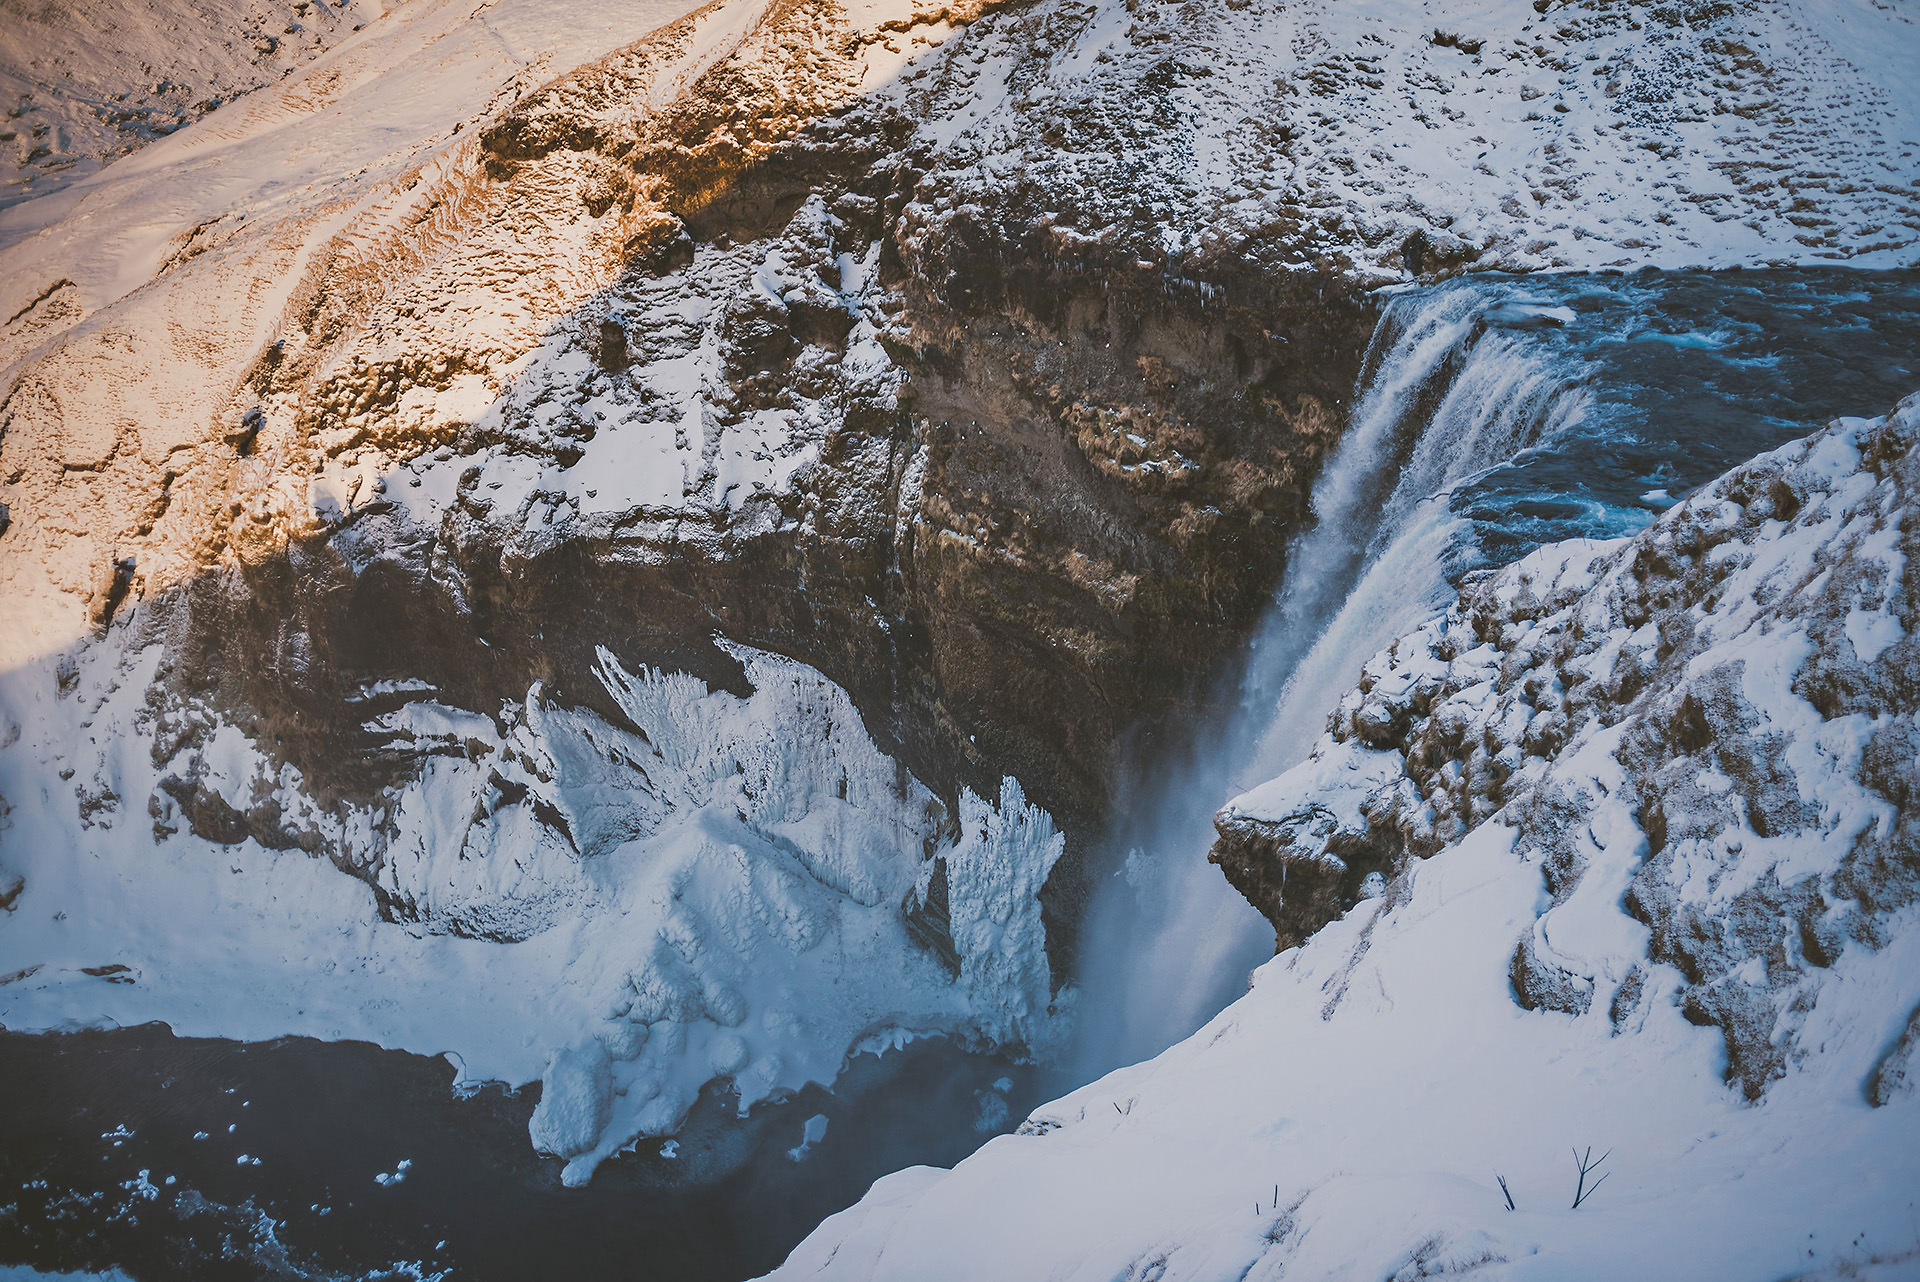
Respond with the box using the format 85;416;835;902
0;626;1064;1184
768;399;1920;1280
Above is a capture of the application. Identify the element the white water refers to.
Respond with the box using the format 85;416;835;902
1064;285;1594;1081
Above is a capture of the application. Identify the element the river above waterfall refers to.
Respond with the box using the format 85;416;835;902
1439;269;1920;569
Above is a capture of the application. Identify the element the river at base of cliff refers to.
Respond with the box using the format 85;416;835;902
0;1026;1036;1281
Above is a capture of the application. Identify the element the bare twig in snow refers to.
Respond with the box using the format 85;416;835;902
1571;1146;1612;1209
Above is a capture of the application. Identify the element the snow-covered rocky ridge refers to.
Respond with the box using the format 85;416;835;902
767;398;1920;1280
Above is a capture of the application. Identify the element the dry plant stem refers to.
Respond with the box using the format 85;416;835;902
1571;1146;1612;1210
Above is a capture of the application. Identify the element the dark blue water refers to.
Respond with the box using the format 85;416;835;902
0;1027;1036;1281
1440;269;1920;569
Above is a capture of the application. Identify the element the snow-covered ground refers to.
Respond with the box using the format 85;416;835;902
0;0;707;258
890;0;1920;282
766;401;1920;1280
0;0;378;225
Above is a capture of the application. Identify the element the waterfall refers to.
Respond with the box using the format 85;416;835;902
1063;283;1594;1082
1236;288;1593;788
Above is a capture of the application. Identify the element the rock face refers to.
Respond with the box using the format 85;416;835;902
1216;394;1920;1101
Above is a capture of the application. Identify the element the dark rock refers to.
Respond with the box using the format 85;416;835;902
226;406;264;456
1210;810;1395;953
1867;1002;1920;1107
598;313;629;370
903;857;962;978
1509;934;1592;1016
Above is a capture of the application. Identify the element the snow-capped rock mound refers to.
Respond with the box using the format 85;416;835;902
764;399;1920;1279
1220;390;1920;1101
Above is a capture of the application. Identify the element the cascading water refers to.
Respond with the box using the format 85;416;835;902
1066;284;1596;1079
1063;268;1920;1083
1236;288;1595;789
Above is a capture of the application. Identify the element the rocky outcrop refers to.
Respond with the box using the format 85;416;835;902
1215;394;1920;1102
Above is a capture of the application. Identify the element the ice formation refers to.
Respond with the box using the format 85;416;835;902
0;633;1064;1183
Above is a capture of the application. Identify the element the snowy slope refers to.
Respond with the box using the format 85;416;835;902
766;400;1920;1281
0;0;376;226
883;0;1920;284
